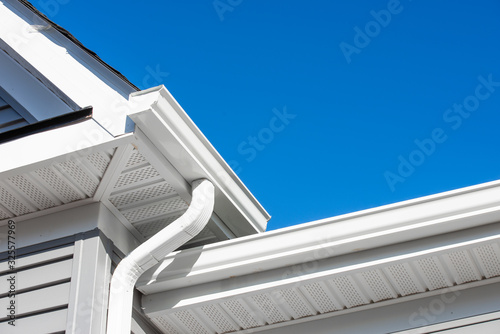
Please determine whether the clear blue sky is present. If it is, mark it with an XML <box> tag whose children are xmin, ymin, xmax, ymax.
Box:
<box><xmin>34</xmin><ymin>0</ymin><xmax>500</xmax><ymax>230</ymax></box>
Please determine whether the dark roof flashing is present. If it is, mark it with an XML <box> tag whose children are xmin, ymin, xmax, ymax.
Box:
<box><xmin>0</xmin><ymin>106</ymin><xmax>93</xmax><ymax>144</ymax></box>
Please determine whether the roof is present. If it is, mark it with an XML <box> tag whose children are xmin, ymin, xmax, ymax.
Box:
<box><xmin>0</xmin><ymin>0</ymin><xmax>269</xmax><ymax>243</ymax></box>
<box><xmin>0</xmin><ymin>88</ymin><xmax>270</xmax><ymax>246</ymax></box>
<box><xmin>17</xmin><ymin>0</ymin><xmax>139</xmax><ymax>91</ymax></box>
<box><xmin>1</xmin><ymin>2</ymin><xmax>499</xmax><ymax>333</ymax></box>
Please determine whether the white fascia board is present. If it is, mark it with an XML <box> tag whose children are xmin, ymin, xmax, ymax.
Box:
<box><xmin>137</xmin><ymin>179</ymin><xmax>500</xmax><ymax>294</ymax></box>
<box><xmin>0</xmin><ymin>0</ymin><xmax>136</xmax><ymax>135</ymax></box>
<box><xmin>141</xmin><ymin>224</ymin><xmax>500</xmax><ymax>315</ymax></box>
<box><xmin>127</xmin><ymin>86</ymin><xmax>270</xmax><ymax>235</ymax></box>
<box><xmin>0</xmin><ymin>119</ymin><xmax>133</xmax><ymax>176</ymax></box>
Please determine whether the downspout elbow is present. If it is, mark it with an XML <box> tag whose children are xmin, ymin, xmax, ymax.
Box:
<box><xmin>107</xmin><ymin>179</ymin><xmax>215</xmax><ymax>333</ymax></box>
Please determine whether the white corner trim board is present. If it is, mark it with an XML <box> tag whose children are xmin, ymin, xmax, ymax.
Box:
<box><xmin>106</xmin><ymin>179</ymin><xmax>215</xmax><ymax>334</ymax></box>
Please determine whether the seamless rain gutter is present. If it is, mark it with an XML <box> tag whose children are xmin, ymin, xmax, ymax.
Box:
<box><xmin>138</xmin><ymin>179</ymin><xmax>500</xmax><ymax>294</ymax></box>
<box><xmin>127</xmin><ymin>85</ymin><xmax>270</xmax><ymax>236</ymax></box>
<box><xmin>106</xmin><ymin>179</ymin><xmax>215</xmax><ymax>334</ymax></box>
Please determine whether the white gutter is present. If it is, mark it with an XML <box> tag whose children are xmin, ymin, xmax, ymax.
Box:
<box><xmin>127</xmin><ymin>85</ymin><xmax>270</xmax><ymax>235</ymax></box>
<box><xmin>138</xmin><ymin>179</ymin><xmax>500</xmax><ymax>294</ymax></box>
<box><xmin>106</xmin><ymin>179</ymin><xmax>215</xmax><ymax>334</ymax></box>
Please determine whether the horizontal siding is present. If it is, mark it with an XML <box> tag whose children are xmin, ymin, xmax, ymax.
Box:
<box><xmin>0</xmin><ymin>258</ymin><xmax>72</xmax><ymax>293</ymax></box>
<box><xmin>0</xmin><ymin>241</ymin><xmax>74</xmax><ymax>333</ymax></box>
<box><xmin>0</xmin><ymin>282</ymin><xmax>70</xmax><ymax>320</ymax></box>
<box><xmin>0</xmin><ymin>244</ymin><xmax>74</xmax><ymax>273</ymax></box>
<box><xmin>0</xmin><ymin>308</ymin><xmax>67</xmax><ymax>334</ymax></box>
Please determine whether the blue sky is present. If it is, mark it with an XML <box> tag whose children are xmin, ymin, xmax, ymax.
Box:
<box><xmin>35</xmin><ymin>0</ymin><xmax>500</xmax><ymax>230</ymax></box>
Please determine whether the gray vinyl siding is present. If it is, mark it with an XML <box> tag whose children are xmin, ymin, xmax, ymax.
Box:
<box><xmin>0</xmin><ymin>96</ymin><xmax>29</xmax><ymax>133</ymax></box>
<box><xmin>0</xmin><ymin>225</ymin><xmax>157</xmax><ymax>333</ymax></box>
<box><xmin>0</xmin><ymin>239</ymin><xmax>74</xmax><ymax>334</ymax></box>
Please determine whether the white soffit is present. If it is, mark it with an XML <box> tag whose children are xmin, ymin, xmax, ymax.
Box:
<box><xmin>0</xmin><ymin>119</ymin><xmax>121</xmax><ymax>221</ymax></box>
<box><xmin>138</xmin><ymin>180</ymin><xmax>500</xmax><ymax>294</ymax></box>
<box><xmin>0</xmin><ymin>2</ymin><xmax>269</xmax><ymax>235</ymax></box>
<box><xmin>128</xmin><ymin>86</ymin><xmax>270</xmax><ymax>235</ymax></box>
<box><xmin>140</xmin><ymin>223</ymin><xmax>500</xmax><ymax>334</ymax></box>
<box><xmin>136</xmin><ymin>180</ymin><xmax>500</xmax><ymax>333</ymax></box>
<box><xmin>0</xmin><ymin>115</ymin><xmax>252</xmax><ymax>247</ymax></box>
<box><xmin>0</xmin><ymin>120</ymin><xmax>118</xmax><ymax>173</ymax></box>
<box><xmin>0</xmin><ymin>145</ymin><xmax>114</xmax><ymax>220</ymax></box>
<box><xmin>99</xmin><ymin>144</ymin><xmax>227</xmax><ymax>247</ymax></box>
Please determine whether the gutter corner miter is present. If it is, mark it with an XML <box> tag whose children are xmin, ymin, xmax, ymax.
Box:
<box><xmin>106</xmin><ymin>179</ymin><xmax>215</xmax><ymax>334</ymax></box>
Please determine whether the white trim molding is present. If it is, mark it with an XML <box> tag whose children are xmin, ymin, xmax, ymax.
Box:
<box><xmin>128</xmin><ymin>85</ymin><xmax>270</xmax><ymax>235</ymax></box>
<box><xmin>138</xmin><ymin>179</ymin><xmax>500</xmax><ymax>293</ymax></box>
<box><xmin>0</xmin><ymin>0</ymin><xmax>137</xmax><ymax>135</ymax></box>
<box><xmin>137</xmin><ymin>181</ymin><xmax>500</xmax><ymax>333</ymax></box>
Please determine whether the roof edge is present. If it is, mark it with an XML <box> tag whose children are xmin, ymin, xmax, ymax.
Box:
<box><xmin>16</xmin><ymin>0</ymin><xmax>139</xmax><ymax>91</ymax></box>
<box><xmin>0</xmin><ymin>106</ymin><xmax>92</xmax><ymax>143</ymax></box>
<box><xmin>138</xmin><ymin>179</ymin><xmax>500</xmax><ymax>293</ymax></box>
<box><xmin>128</xmin><ymin>86</ymin><xmax>270</xmax><ymax>236</ymax></box>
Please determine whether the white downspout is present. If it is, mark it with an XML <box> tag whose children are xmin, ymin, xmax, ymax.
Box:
<box><xmin>106</xmin><ymin>179</ymin><xmax>215</xmax><ymax>334</ymax></box>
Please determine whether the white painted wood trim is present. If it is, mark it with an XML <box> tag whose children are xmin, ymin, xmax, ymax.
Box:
<box><xmin>66</xmin><ymin>233</ymin><xmax>113</xmax><ymax>334</ymax></box>
<box><xmin>0</xmin><ymin>0</ymin><xmax>137</xmax><ymax>135</ymax></box>
<box><xmin>0</xmin><ymin>121</ymin><xmax>133</xmax><ymax>175</ymax></box>
<box><xmin>0</xmin><ymin>203</ymin><xmax>99</xmax><ymax>248</ymax></box>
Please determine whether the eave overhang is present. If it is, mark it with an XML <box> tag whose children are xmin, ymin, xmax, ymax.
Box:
<box><xmin>139</xmin><ymin>180</ymin><xmax>500</xmax><ymax>293</ymax></box>
<box><xmin>127</xmin><ymin>86</ymin><xmax>270</xmax><ymax>235</ymax></box>
<box><xmin>0</xmin><ymin>106</ymin><xmax>93</xmax><ymax>144</ymax></box>
<box><xmin>0</xmin><ymin>86</ymin><xmax>269</xmax><ymax>248</ymax></box>
<box><xmin>1</xmin><ymin>1</ymin><xmax>269</xmax><ymax>238</ymax></box>
<box><xmin>137</xmin><ymin>181</ymin><xmax>500</xmax><ymax>333</ymax></box>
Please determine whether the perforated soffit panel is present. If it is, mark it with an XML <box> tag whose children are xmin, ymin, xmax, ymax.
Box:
<box><xmin>144</xmin><ymin>235</ymin><xmax>500</xmax><ymax>334</ymax></box>
<box><xmin>0</xmin><ymin>149</ymin><xmax>113</xmax><ymax>218</ymax></box>
<box><xmin>0</xmin><ymin>144</ymin><xmax>222</xmax><ymax>247</ymax></box>
<box><xmin>106</xmin><ymin>147</ymin><xmax>221</xmax><ymax>246</ymax></box>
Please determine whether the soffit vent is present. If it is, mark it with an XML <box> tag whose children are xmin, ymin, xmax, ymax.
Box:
<box><xmin>106</xmin><ymin>148</ymin><xmax>220</xmax><ymax>246</ymax></box>
<box><xmin>1</xmin><ymin>143</ymin><xmax>227</xmax><ymax>248</ymax></box>
<box><xmin>146</xmin><ymin>238</ymin><xmax>500</xmax><ymax>334</ymax></box>
<box><xmin>0</xmin><ymin>150</ymin><xmax>114</xmax><ymax>219</ymax></box>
